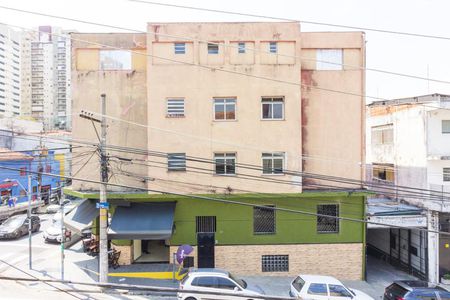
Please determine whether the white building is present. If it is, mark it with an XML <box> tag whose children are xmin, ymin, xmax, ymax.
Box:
<box><xmin>0</xmin><ymin>24</ymin><xmax>21</xmax><ymax>117</ymax></box>
<box><xmin>21</xmin><ymin>26</ymin><xmax>71</xmax><ymax>130</ymax></box>
<box><xmin>367</xmin><ymin>93</ymin><xmax>450</xmax><ymax>283</ymax></box>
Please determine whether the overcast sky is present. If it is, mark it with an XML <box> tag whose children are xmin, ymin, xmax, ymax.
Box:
<box><xmin>1</xmin><ymin>0</ymin><xmax>450</xmax><ymax>102</ymax></box>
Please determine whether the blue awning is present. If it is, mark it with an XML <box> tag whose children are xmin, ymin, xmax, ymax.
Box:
<box><xmin>108</xmin><ymin>202</ymin><xmax>176</xmax><ymax>240</ymax></box>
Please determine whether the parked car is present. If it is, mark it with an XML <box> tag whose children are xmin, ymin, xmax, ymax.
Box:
<box><xmin>290</xmin><ymin>274</ymin><xmax>373</xmax><ymax>300</ymax></box>
<box><xmin>384</xmin><ymin>281</ymin><xmax>450</xmax><ymax>300</ymax></box>
<box><xmin>43</xmin><ymin>220</ymin><xmax>71</xmax><ymax>243</ymax></box>
<box><xmin>0</xmin><ymin>214</ymin><xmax>40</xmax><ymax>239</ymax></box>
<box><xmin>178</xmin><ymin>268</ymin><xmax>265</xmax><ymax>300</ymax></box>
<box><xmin>46</xmin><ymin>199</ymin><xmax>76</xmax><ymax>214</ymax></box>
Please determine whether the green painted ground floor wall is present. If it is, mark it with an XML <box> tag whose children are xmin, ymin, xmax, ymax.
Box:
<box><xmin>67</xmin><ymin>190</ymin><xmax>366</xmax><ymax>246</ymax></box>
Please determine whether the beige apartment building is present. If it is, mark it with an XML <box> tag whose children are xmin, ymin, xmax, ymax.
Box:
<box><xmin>68</xmin><ymin>23</ymin><xmax>367</xmax><ymax>279</ymax></box>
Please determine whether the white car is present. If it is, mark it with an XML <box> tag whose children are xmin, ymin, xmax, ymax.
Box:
<box><xmin>46</xmin><ymin>199</ymin><xmax>76</xmax><ymax>214</ymax></box>
<box><xmin>178</xmin><ymin>268</ymin><xmax>265</xmax><ymax>300</ymax></box>
<box><xmin>43</xmin><ymin>220</ymin><xmax>71</xmax><ymax>243</ymax></box>
<box><xmin>290</xmin><ymin>275</ymin><xmax>373</xmax><ymax>300</ymax></box>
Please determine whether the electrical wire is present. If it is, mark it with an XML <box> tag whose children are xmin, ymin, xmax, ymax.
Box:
<box><xmin>2</xmin><ymin>4</ymin><xmax>450</xmax><ymax>87</ymax></box>
<box><xmin>0</xmin><ymin>163</ymin><xmax>446</xmax><ymax>237</ymax></box>
<box><xmin>129</xmin><ymin>0</ymin><xmax>450</xmax><ymax>41</ymax></box>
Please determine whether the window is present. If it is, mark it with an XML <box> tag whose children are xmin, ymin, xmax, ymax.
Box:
<box><xmin>238</xmin><ymin>42</ymin><xmax>246</xmax><ymax>54</ymax></box>
<box><xmin>214</xmin><ymin>153</ymin><xmax>236</xmax><ymax>175</ymax></box>
<box><xmin>308</xmin><ymin>283</ymin><xmax>328</xmax><ymax>296</ymax></box>
<box><xmin>372</xmin><ymin>164</ymin><xmax>395</xmax><ymax>183</ymax></box>
<box><xmin>262</xmin><ymin>153</ymin><xmax>284</xmax><ymax>174</ymax></box>
<box><xmin>292</xmin><ymin>276</ymin><xmax>306</xmax><ymax>292</ymax></box>
<box><xmin>444</xmin><ymin>168</ymin><xmax>450</xmax><ymax>182</ymax></box>
<box><xmin>193</xmin><ymin>276</ymin><xmax>217</xmax><ymax>288</ymax></box>
<box><xmin>217</xmin><ymin>278</ymin><xmax>237</xmax><ymax>290</ymax></box>
<box><xmin>19</xmin><ymin>167</ymin><xmax>26</xmax><ymax>176</ymax></box>
<box><xmin>214</xmin><ymin>98</ymin><xmax>236</xmax><ymax>120</ymax></box>
<box><xmin>442</xmin><ymin>120</ymin><xmax>450</xmax><ymax>133</ymax></box>
<box><xmin>253</xmin><ymin>205</ymin><xmax>275</xmax><ymax>234</ymax></box>
<box><xmin>167</xmin><ymin>153</ymin><xmax>186</xmax><ymax>171</ymax></box>
<box><xmin>208</xmin><ymin>43</ymin><xmax>219</xmax><ymax>54</ymax></box>
<box><xmin>196</xmin><ymin>216</ymin><xmax>216</xmax><ymax>233</ymax></box>
<box><xmin>99</xmin><ymin>50</ymin><xmax>131</xmax><ymax>70</ymax></box>
<box><xmin>371</xmin><ymin>125</ymin><xmax>393</xmax><ymax>145</ymax></box>
<box><xmin>261</xmin><ymin>255</ymin><xmax>288</xmax><ymax>272</ymax></box>
<box><xmin>174</xmin><ymin>43</ymin><xmax>186</xmax><ymax>54</ymax></box>
<box><xmin>269</xmin><ymin>42</ymin><xmax>277</xmax><ymax>53</ymax></box>
<box><xmin>262</xmin><ymin>97</ymin><xmax>284</xmax><ymax>120</ymax></box>
<box><xmin>329</xmin><ymin>285</ymin><xmax>352</xmax><ymax>297</ymax></box>
<box><xmin>316</xmin><ymin>49</ymin><xmax>343</xmax><ymax>70</ymax></box>
<box><xmin>317</xmin><ymin>204</ymin><xmax>339</xmax><ymax>233</ymax></box>
<box><xmin>167</xmin><ymin>99</ymin><xmax>185</xmax><ymax>117</ymax></box>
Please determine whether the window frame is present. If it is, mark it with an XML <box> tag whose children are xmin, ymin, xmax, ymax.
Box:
<box><xmin>213</xmin><ymin>98</ymin><xmax>236</xmax><ymax>121</ymax></box>
<box><xmin>253</xmin><ymin>205</ymin><xmax>276</xmax><ymax>235</ymax></box>
<box><xmin>166</xmin><ymin>98</ymin><xmax>185</xmax><ymax>117</ymax></box>
<box><xmin>19</xmin><ymin>167</ymin><xmax>27</xmax><ymax>176</ymax></box>
<box><xmin>316</xmin><ymin>49</ymin><xmax>343</xmax><ymax>71</ymax></box>
<box><xmin>262</xmin><ymin>152</ymin><xmax>285</xmax><ymax>175</ymax></box>
<box><xmin>238</xmin><ymin>42</ymin><xmax>246</xmax><ymax>54</ymax></box>
<box><xmin>443</xmin><ymin>168</ymin><xmax>450</xmax><ymax>182</ymax></box>
<box><xmin>167</xmin><ymin>153</ymin><xmax>186</xmax><ymax>172</ymax></box>
<box><xmin>207</xmin><ymin>43</ymin><xmax>219</xmax><ymax>54</ymax></box>
<box><xmin>269</xmin><ymin>42</ymin><xmax>277</xmax><ymax>54</ymax></box>
<box><xmin>442</xmin><ymin>120</ymin><xmax>450</xmax><ymax>134</ymax></box>
<box><xmin>317</xmin><ymin>204</ymin><xmax>340</xmax><ymax>234</ymax></box>
<box><xmin>214</xmin><ymin>152</ymin><xmax>236</xmax><ymax>175</ymax></box>
<box><xmin>261</xmin><ymin>97</ymin><xmax>284</xmax><ymax>120</ymax></box>
<box><xmin>174</xmin><ymin>43</ymin><xmax>186</xmax><ymax>54</ymax></box>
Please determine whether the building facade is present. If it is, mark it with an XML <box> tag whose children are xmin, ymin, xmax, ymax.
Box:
<box><xmin>0</xmin><ymin>24</ymin><xmax>21</xmax><ymax>118</ymax></box>
<box><xmin>69</xmin><ymin>22</ymin><xmax>367</xmax><ymax>279</ymax></box>
<box><xmin>21</xmin><ymin>26</ymin><xmax>72</xmax><ymax>130</ymax></box>
<box><xmin>367</xmin><ymin>93</ymin><xmax>450</xmax><ymax>282</ymax></box>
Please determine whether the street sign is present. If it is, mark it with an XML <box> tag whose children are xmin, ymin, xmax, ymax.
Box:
<box><xmin>96</xmin><ymin>202</ymin><xmax>110</xmax><ymax>209</ymax></box>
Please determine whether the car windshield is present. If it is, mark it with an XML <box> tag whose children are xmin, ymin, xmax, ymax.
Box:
<box><xmin>344</xmin><ymin>285</ymin><xmax>356</xmax><ymax>296</ymax></box>
<box><xmin>2</xmin><ymin>216</ymin><xmax>25</xmax><ymax>228</ymax></box>
<box><xmin>229</xmin><ymin>272</ymin><xmax>247</xmax><ymax>289</ymax></box>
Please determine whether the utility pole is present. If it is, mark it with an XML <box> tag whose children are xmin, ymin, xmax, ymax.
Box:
<box><xmin>60</xmin><ymin>191</ymin><xmax>64</xmax><ymax>281</ymax></box>
<box><xmin>99</xmin><ymin>94</ymin><xmax>109</xmax><ymax>283</ymax></box>
<box><xmin>27</xmin><ymin>174</ymin><xmax>32</xmax><ymax>270</ymax></box>
<box><xmin>79</xmin><ymin>94</ymin><xmax>109</xmax><ymax>283</ymax></box>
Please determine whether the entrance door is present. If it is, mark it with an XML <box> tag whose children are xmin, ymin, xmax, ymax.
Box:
<box><xmin>197</xmin><ymin>233</ymin><xmax>215</xmax><ymax>268</ymax></box>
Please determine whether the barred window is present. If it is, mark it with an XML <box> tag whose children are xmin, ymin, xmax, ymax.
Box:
<box><xmin>262</xmin><ymin>255</ymin><xmax>288</xmax><ymax>272</ymax></box>
<box><xmin>442</xmin><ymin>120</ymin><xmax>450</xmax><ymax>133</ymax></box>
<box><xmin>174</xmin><ymin>43</ymin><xmax>186</xmax><ymax>54</ymax></box>
<box><xmin>196</xmin><ymin>216</ymin><xmax>216</xmax><ymax>233</ymax></box>
<box><xmin>317</xmin><ymin>204</ymin><xmax>339</xmax><ymax>233</ymax></box>
<box><xmin>168</xmin><ymin>153</ymin><xmax>186</xmax><ymax>171</ymax></box>
<box><xmin>167</xmin><ymin>99</ymin><xmax>185</xmax><ymax>117</ymax></box>
<box><xmin>253</xmin><ymin>205</ymin><xmax>275</xmax><ymax>234</ymax></box>
<box><xmin>214</xmin><ymin>153</ymin><xmax>236</xmax><ymax>175</ymax></box>
<box><xmin>238</xmin><ymin>42</ymin><xmax>246</xmax><ymax>54</ymax></box>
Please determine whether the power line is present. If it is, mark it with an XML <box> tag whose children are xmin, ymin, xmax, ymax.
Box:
<box><xmin>0</xmin><ymin>163</ymin><xmax>446</xmax><ymax>236</ymax></box>
<box><xmin>1</xmin><ymin>5</ymin><xmax>449</xmax><ymax>86</ymax></box>
<box><xmin>129</xmin><ymin>0</ymin><xmax>450</xmax><ymax>41</ymax></box>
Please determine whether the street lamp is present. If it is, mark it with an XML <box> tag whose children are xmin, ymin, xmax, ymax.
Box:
<box><xmin>4</xmin><ymin>176</ymin><xmax>35</xmax><ymax>270</ymax></box>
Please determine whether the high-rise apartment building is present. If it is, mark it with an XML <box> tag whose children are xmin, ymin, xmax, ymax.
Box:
<box><xmin>0</xmin><ymin>24</ymin><xmax>21</xmax><ymax>117</ymax></box>
<box><xmin>21</xmin><ymin>26</ymin><xmax>71</xmax><ymax>130</ymax></box>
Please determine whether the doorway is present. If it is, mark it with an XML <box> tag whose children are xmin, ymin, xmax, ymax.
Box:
<box><xmin>197</xmin><ymin>233</ymin><xmax>215</xmax><ymax>268</ymax></box>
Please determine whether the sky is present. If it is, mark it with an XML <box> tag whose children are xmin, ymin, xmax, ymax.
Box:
<box><xmin>1</xmin><ymin>0</ymin><xmax>450</xmax><ymax>102</ymax></box>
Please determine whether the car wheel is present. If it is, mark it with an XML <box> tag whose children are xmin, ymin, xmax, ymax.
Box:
<box><xmin>185</xmin><ymin>298</ymin><xmax>197</xmax><ymax>300</ymax></box>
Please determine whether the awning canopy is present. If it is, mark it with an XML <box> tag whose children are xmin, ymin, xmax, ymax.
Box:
<box><xmin>108</xmin><ymin>202</ymin><xmax>176</xmax><ymax>240</ymax></box>
<box><xmin>0</xmin><ymin>182</ymin><xmax>17</xmax><ymax>189</ymax></box>
<box><xmin>64</xmin><ymin>199</ymin><xmax>98</xmax><ymax>233</ymax></box>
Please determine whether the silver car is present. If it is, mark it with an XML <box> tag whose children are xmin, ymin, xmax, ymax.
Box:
<box><xmin>178</xmin><ymin>268</ymin><xmax>265</xmax><ymax>300</ymax></box>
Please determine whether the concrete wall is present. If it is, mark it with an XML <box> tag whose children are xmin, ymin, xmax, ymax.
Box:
<box><xmin>147</xmin><ymin>22</ymin><xmax>302</xmax><ymax>194</ymax></box>
<box><xmin>301</xmin><ymin>32</ymin><xmax>365</xmax><ymax>189</ymax></box>
<box><xmin>71</xmin><ymin>33</ymin><xmax>148</xmax><ymax>192</ymax></box>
